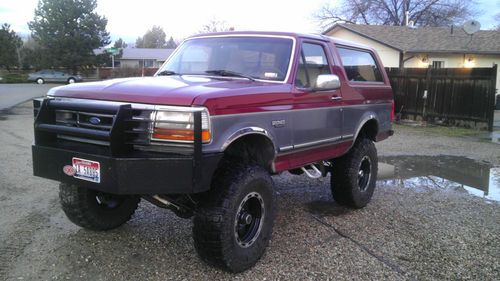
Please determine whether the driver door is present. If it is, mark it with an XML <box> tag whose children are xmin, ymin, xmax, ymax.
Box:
<box><xmin>291</xmin><ymin>41</ymin><xmax>343</xmax><ymax>151</ymax></box>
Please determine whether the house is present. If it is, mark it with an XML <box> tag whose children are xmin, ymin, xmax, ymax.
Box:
<box><xmin>117</xmin><ymin>48</ymin><xmax>175</xmax><ymax>68</ymax></box>
<box><xmin>323</xmin><ymin>24</ymin><xmax>500</xmax><ymax>92</ymax></box>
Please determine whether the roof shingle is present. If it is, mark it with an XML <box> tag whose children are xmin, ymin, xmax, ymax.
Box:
<box><xmin>324</xmin><ymin>24</ymin><xmax>500</xmax><ymax>54</ymax></box>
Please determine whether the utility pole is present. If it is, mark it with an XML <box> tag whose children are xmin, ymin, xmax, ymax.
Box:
<box><xmin>404</xmin><ymin>0</ymin><xmax>408</xmax><ymax>26</ymax></box>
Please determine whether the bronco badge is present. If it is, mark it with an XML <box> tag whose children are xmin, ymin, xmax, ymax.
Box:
<box><xmin>272</xmin><ymin>119</ymin><xmax>286</xmax><ymax>128</ymax></box>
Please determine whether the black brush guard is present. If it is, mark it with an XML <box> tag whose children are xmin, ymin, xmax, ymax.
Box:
<box><xmin>32</xmin><ymin>98</ymin><xmax>222</xmax><ymax>194</ymax></box>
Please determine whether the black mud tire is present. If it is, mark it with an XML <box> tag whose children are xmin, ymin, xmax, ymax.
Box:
<box><xmin>331</xmin><ymin>138</ymin><xmax>378</xmax><ymax>208</ymax></box>
<box><xmin>193</xmin><ymin>164</ymin><xmax>276</xmax><ymax>273</ymax></box>
<box><xmin>59</xmin><ymin>183</ymin><xmax>140</xmax><ymax>230</ymax></box>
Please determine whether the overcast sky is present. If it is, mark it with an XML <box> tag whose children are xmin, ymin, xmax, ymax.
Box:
<box><xmin>1</xmin><ymin>0</ymin><xmax>498</xmax><ymax>46</ymax></box>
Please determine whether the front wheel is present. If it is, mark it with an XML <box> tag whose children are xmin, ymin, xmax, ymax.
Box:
<box><xmin>36</xmin><ymin>78</ymin><xmax>44</xmax><ymax>84</ymax></box>
<box><xmin>59</xmin><ymin>183</ymin><xmax>140</xmax><ymax>230</ymax></box>
<box><xmin>193</xmin><ymin>164</ymin><xmax>276</xmax><ymax>272</ymax></box>
<box><xmin>67</xmin><ymin>77</ymin><xmax>76</xmax><ymax>84</ymax></box>
<box><xmin>331</xmin><ymin>138</ymin><xmax>378</xmax><ymax>208</ymax></box>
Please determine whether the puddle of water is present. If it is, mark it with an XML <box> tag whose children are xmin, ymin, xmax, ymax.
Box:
<box><xmin>379</xmin><ymin>155</ymin><xmax>500</xmax><ymax>202</ymax></box>
<box><xmin>491</xmin><ymin>131</ymin><xmax>500</xmax><ymax>144</ymax></box>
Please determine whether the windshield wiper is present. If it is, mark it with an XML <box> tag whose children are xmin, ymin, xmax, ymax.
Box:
<box><xmin>156</xmin><ymin>70</ymin><xmax>180</xmax><ymax>76</ymax></box>
<box><xmin>205</xmin><ymin>70</ymin><xmax>255</xmax><ymax>81</ymax></box>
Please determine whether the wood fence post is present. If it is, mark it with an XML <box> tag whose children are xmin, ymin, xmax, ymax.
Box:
<box><xmin>422</xmin><ymin>65</ymin><xmax>432</xmax><ymax>121</ymax></box>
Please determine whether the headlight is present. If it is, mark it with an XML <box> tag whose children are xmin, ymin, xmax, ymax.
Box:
<box><xmin>151</xmin><ymin>107</ymin><xmax>211</xmax><ymax>143</ymax></box>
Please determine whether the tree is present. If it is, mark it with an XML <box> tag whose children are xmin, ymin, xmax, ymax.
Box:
<box><xmin>19</xmin><ymin>36</ymin><xmax>47</xmax><ymax>70</ymax></box>
<box><xmin>0</xmin><ymin>24</ymin><xmax>22</xmax><ymax>71</ymax></box>
<box><xmin>199</xmin><ymin>19</ymin><xmax>234</xmax><ymax>33</ymax></box>
<box><xmin>28</xmin><ymin>0</ymin><xmax>110</xmax><ymax>73</ymax></box>
<box><xmin>136</xmin><ymin>26</ymin><xmax>167</xmax><ymax>48</ymax></box>
<box><xmin>494</xmin><ymin>12</ymin><xmax>500</xmax><ymax>30</ymax></box>
<box><xmin>165</xmin><ymin>36</ymin><xmax>178</xmax><ymax>49</ymax></box>
<box><xmin>113</xmin><ymin>38</ymin><xmax>128</xmax><ymax>49</ymax></box>
<box><xmin>314</xmin><ymin>0</ymin><xmax>476</xmax><ymax>28</ymax></box>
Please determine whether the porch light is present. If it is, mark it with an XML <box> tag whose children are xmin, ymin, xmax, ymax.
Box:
<box><xmin>464</xmin><ymin>56</ymin><xmax>475</xmax><ymax>68</ymax></box>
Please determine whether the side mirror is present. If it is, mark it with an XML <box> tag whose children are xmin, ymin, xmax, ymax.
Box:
<box><xmin>314</xmin><ymin>74</ymin><xmax>341</xmax><ymax>91</ymax></box>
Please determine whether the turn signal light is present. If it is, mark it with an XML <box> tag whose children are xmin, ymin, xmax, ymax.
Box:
<box><xmin>152</xmin><ymin>128</ymin><xmax>211</xmax><ymax>142</ymax></box>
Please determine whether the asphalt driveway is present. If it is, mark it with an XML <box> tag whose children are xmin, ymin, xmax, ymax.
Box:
<box><xmin>0</xmin><ymin>84</ymin><xmax>58</xmax><ymax>110</ymax></box>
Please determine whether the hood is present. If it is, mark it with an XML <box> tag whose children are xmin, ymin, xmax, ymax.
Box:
<box><xmin>49</xmin><ymin>76</ymin><xmax>284</xmax><ymax>106</ymax></box>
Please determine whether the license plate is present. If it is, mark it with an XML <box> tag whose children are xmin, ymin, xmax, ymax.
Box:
<box><xmin>72</xmin><ymin>157</ymin><xmax>101</xmax><ymax>183</ymax></box>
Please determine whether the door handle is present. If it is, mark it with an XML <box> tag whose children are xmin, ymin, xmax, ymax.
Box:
<box><xmin>331</xmin><ymin>96</ymin><xmax>342</xmax><ymax>101</ymax></box>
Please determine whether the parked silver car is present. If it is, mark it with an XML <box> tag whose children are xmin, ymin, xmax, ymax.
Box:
<box><xmin>28</xmin><ymin>70</ymin><xmax>83</xmax><ymax>84</ymax></box>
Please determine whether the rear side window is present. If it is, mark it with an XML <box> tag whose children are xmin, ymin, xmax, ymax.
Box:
<box><xmin>337</xmin><ymin>47</ymin><xmax>383</xmax><ymax>82</ymax></box>
<box><xmin>295</xmin><ymin>43</ymin><xmax>332</xmax><ymax>88</ymax></box>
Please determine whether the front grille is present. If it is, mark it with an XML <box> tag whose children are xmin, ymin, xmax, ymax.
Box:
<box><xmin>33</xmin><ymin>98</ymin><xmax>201</xmax><ymax>157</ymax></box>
<box><xmin>52</xmin><ymin>108</ymin><xmax>153</xmax><ymax>146</ymax></box>
<box><xmin>56</xmin><ymin>110</ymin><xmax>114</xmax><ymax>130</ymax></box>
<box><xmin>33</xmin><ymin>98</ymin><xmax>154</xmax><ymax>153</ymax></box>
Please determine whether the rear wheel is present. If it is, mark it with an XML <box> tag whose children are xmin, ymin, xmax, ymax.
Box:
<box><xmin>331</xmin><ymin>138</ymin><xmax>378</xmax><ymax>208</ymax></box>
<box><xmin>36</xmin><ymin>78</ymin><xmax>44</xmax><ymax>84</ymax></box>
<box><xmin>193</xmin><ymin>164</ymin><xmax>275</xmax><ymax>272</ymax></box>
<box><xmin>59</xmin><ymin>183</ymin><xmax>140</xmax><ymax>230</ymax></box>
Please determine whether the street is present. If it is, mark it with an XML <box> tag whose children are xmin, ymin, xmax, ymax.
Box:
<box><xmin>0</xmin><ymin>85</ymin><xmax>498</xmax><ymax>280</ymax></box>
<box><xmin>0</xmin><ymin>83</ymin><xmax>57</xmax><ymax>111</ymax></box>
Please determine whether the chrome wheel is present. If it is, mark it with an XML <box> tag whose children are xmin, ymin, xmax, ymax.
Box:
<box><xmin>95</xmin><ymin>192</ymin><xmax>123</xmax><ymax>209</ymax></box>
<box><xmin>234</xmin><ymin>191</ymin><xmax>265</xmax><ymax>248</ymax></box>
<box><xmin>358</xmin><ymin>155</ymin><xmax>372</xmax><ymax>191</ymax></box>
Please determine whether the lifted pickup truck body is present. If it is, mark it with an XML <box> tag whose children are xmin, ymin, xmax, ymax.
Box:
<box><xmin>32</xmin><ymin>31</ymin><xmax>393</xmax><ymax>272</ymax></box>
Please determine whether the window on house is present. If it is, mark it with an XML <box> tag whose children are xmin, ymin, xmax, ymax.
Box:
<box><xmin>143</xmin><ymin>60</ymin><xmax>155</xmax><ymax>68</ymax></box>
<box><xmin>337</xmin><ymin>47</ymin><xmax>383</xmax><ymax>82</ymax></box>
<box><xmin>295</xmin><ymin>43</ymin><xmax>332</xmax><ymax>88</ymax></box>
<box><xmin>432</xmin><ymin>61</ymin><xmax>444</xmax><ymax>69</ymax></box>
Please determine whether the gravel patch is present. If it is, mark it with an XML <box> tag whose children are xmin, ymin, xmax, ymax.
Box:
<box><xmin>0</xmin><ymin>102</ymin><xmax>498</xmax><ymax>280</ymax></box>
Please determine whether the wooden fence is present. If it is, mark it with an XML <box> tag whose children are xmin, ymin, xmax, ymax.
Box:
<box><xmin>386</xmin><ymin>65</ymin><xmax>497</xmax><ymax>130</ymax></box>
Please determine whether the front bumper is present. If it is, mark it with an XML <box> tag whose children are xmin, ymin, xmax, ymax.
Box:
<box><xmin>32</xmin><ymin>98</ymin><xmax>222</xmax><ymax>195</ymax></box>
<box><xmin>33</xmin><ymin>145</ymin><xmax>222</xmax><ymax>194</ymax></box>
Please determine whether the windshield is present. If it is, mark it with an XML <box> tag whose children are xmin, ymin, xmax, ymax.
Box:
<box><xmin>157</xmin><ymin>36</ymin><xmax>294</xmax><ymax>82</ymax></box>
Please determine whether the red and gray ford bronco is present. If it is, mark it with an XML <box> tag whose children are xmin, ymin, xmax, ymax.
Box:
<box><xmin>32</xmin><ymin>32</ymin><xmax>393</xmax><ymax>272</ymax></box>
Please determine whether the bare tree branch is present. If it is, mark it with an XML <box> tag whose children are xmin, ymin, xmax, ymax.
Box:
<box><xmin>313</xmin><ymin>0</ymin><xmax>477</xmax><ymax>29</ymax></box>
<box><xmin>199</xmin><ymin>19</ymin><xmax>233</xmax><ymax>34</ymax></box>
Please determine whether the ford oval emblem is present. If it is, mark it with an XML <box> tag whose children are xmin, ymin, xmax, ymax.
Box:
<box><xmin>88</xmin><ymin>116</ymin><xmax>101</xmax><ymax>125</ymax></box>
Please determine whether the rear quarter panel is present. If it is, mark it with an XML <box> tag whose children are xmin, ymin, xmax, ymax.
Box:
<box><xmin>329</xmin><ymin>42</ymin><xmax>393</xmax><ymax>141</ymax></box>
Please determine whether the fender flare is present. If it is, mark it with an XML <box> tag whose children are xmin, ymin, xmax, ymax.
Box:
<box><xmin>220</xmin><ymin>126</ymin><xmax>277</xmax><ymax>154</ymax></box>
<box><xmin>352</xmin><ymin>113</ymin><xmax>379</xmax><ymax>143</ymax></box>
